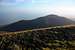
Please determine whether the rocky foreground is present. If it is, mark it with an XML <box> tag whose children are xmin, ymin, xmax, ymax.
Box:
<box><xmin>0</xmin><ymin>25</ymin><xmax>75</xmax><ymax>50</ymax></box>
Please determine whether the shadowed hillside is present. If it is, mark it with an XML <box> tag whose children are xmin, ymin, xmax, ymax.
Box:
<box><xmin>0</xmin><ymin>14</ymin><xmax>75</xmax><ymax>32</ymax></box>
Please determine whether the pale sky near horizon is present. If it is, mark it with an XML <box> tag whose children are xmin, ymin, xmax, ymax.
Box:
<box><xmin>0</xmin><ymin>0</ymin><xmax>75</xmax><ymax>25</ymax></box>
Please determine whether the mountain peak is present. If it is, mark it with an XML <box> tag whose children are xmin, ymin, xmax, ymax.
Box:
<box><xmin>0</xmin><ymin>14</ymin><xmax>75</xmax><ymax>32</ymax></box>
<box><xmin>48</xmin><ymin>14</ymin><xmax>58</xmax><ymax>16</ymax></box>
<box><xmin>45</xmin><ymin>14</ymin><xmax>60</xmax><ymax>18</ymax></box>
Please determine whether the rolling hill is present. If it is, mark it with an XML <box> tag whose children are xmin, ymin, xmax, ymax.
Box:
<box><xmin>0</xmin><ymin>14</ymin><xmax>75</xmax><ymax>32</ymax></box>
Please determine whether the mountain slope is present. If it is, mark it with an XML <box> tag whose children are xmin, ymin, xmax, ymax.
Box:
<box><xmin>0</xmin><ymin>14</ymin><xmax>75</xmax><ymax>32</ymax></box>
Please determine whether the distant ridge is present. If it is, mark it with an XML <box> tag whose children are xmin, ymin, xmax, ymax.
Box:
<box><xmin>0</xmin><ymin>14</ymin><xmax>75</xmax><ymax>32</ymax></box>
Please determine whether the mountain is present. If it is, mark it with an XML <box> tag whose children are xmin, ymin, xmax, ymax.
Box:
<box><xmin>70</xmin><ymin>18</ymin><xmax>75</xmax><ymax>21</ymax></box>
<box><xmin>0</xmin><ymin>14</ymin><xmax>75</xmax><ymax>32</ymax></box>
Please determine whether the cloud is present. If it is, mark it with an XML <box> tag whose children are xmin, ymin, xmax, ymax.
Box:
<box><xmin>32</xmin><ymin>0</ymin><xmax>49</xmax><ymax>3</ymax></box>
<box><xmin>0</xmin><ymin>0</ymin><xmax>32</xmax><ymax>3</ymax></box>
<box><xmin>0</xmin><ymin>0</ymin><xmax>15</xmax><ymax>3</ymax></box>
<box><xmin>16</xmin><ymin>0</ymin><xmax>25</xmax><ymax>2</ymax></box>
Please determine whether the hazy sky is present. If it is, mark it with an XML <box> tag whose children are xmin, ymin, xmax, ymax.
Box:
<box><xmin>0</xmin><ymin>0</ymin><xmax>75</xmax><ymax>25</ymax></box>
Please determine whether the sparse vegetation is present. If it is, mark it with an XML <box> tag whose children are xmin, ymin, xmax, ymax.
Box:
<box><xmin>0</xmin><ymin>26</ymin><xmax>75</xmax><ymax>50</ymax></box>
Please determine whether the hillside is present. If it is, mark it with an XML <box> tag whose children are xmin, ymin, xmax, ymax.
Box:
<box><xmin>0</xmin><ymin>25</ymin><xmax>75</xmax><ymax>50</ymax></box>
<box><xmin>0</xmin><ymin>14</ymin><xmax>75</xmax><ymax>32</ymax></box>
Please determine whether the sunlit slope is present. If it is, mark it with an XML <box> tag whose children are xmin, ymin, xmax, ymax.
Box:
<box><xmin>0</xmin><ymin>25</ymin><xmax>75</xmax><ymax>50</ymax></box>
<box><xmin>0</xmin><ymin>24</ymin><xmax>75</xmax><ymax>35</ymax></box>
